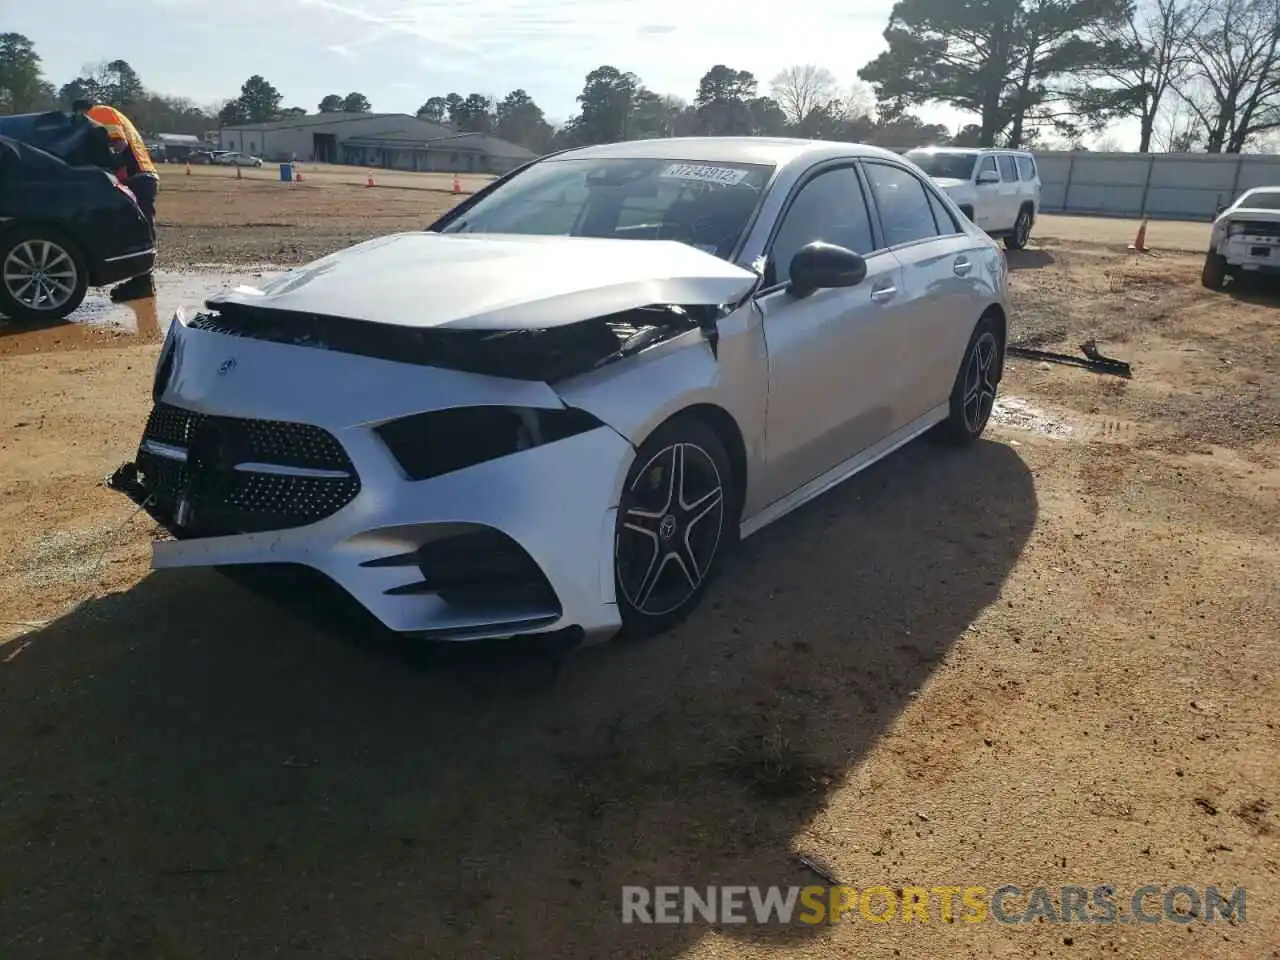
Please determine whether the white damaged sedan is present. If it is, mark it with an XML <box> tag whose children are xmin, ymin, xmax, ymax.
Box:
<box><xmin>110</xmin><ymin>137</ymin><xmax>1011</xmax><ymax>646</ymax></box>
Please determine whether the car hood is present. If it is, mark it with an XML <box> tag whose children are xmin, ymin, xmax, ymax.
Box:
<box><xmin>207</xmin><ymin>232</ymin><xmax>760</xmax><ymax>330</ymax></box>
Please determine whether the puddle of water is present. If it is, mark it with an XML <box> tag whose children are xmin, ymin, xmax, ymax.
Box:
<box><xmin>0</xmin><ymin>267</ymin><xmax>287</xmax><ymax>355</ymax></box>
<box><xmin>72</xmin><ymin>267</ymin><xmax>287</xmax><ymax>338</ymax></box>
<box><xmin>991</xmin><ymin>396</ymin><xmax>1074</xmax><ymax>439</ymax></box>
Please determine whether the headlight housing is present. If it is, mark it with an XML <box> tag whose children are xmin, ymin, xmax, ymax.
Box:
<box><xmin>375</xmin><ymin>405</ymin><xmax>606</xmax><ymax>482</ymax></box>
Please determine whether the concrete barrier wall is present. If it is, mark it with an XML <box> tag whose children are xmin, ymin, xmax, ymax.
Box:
<box><xmin>1033</xmin><ymin>151</ymin><xmax>1280</xmax><ymax>221</ymax></box>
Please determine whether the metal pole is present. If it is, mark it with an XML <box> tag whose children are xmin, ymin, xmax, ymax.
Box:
<box><xmin>1139</xmin><ymin>153</ymin><xmax>1155</xmax><ymax>217</ymax></box>
<box><xmin>1061</xmin><ymin>151</ymin><xmax>1077</xmax><ymax>214</ymax></box>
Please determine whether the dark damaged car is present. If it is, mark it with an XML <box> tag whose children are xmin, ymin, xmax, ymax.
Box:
<box><xmin>0</xmin><ymin>111</ymin><xmax>155</xmax><ymax>321</ymax></box>
<box><xmin>110</xmin><ymin>137</ymin><xmax>1010</xmax><ymax>646</ymax></box>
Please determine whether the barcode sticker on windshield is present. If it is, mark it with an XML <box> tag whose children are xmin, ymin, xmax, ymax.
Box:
<box><xmin>659</xmin><ymin>163</ymin><xmax>748</xmax><ymax>186</ymax></box>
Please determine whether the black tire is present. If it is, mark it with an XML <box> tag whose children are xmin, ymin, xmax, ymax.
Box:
<box><xmin>1201</xmin><ymin>250</ymin><xmax>1227</xmax><ymax>290</ymax></box>
<box><xmin>614</xmin><ymin>415</ymin><xmax>737</xmax><ymax>639</ymax></box>
<box><xmin>937</xmin><ymin>316</ymin><xmax>1003</xmax><ymax>446</ymax></box>
<box><xmin>1005</xmin><ymin>206</ymin><xmax>1033</xmax><ymax>250</ymax></box>
<box><xmin>0</xmin><ymin>225</ymin><xmax>89</xmax><ymax>323</ymax></box>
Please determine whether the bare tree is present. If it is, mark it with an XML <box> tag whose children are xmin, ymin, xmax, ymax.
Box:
<box><xmin>1077</xmin><ymin>0</ymin><xmax>1206</xmax><ymax>151</ymax></box>
<box><xmin>1152</xmin><ymin>92</ymin><xmax>1203</xmax><ymax>150</ymax></box>
<box><xmin>1179</xmin><ymin>0</ymin><xmax>1280</xmax><ymax>152</ymax></box>
<box><xmin>769</xmin><ymin>64</ymin><xmax>838</xmax><ymax>125</ymax></box>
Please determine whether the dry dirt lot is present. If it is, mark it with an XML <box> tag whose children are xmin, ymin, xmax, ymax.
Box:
<box><xmin>0</xmin><ymin>175</ymin><xmax>1277</xmax><ymax>959</ymax></box>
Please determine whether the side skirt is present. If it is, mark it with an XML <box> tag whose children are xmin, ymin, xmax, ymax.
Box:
<box><xmin>739</xmin><ymin>403</ymin><xmax>950</xmax><ymax>540</ymax></box>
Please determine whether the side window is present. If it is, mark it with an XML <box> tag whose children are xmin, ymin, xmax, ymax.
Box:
<box><xmin>976</xmin><ymin>155</ymin><xmax>998</xmax><ymax>180</ymax></box>
<box><xmin>863</xmin><ymin>162</ymin><xmax>942</xmax><ymax>248</ymax></box>
<box><xmin>924</xmin><ymin>188</ymin><xmax>960</xmax><ymax>235</ymax></box>
<box><xmin>1016</xmin><ymin>155</ymin><xmax>1037</xmax><ymax>181</ymax></box>
<box><xmin>768</xmin><ymin>167</ymin><xmax>875</xmax><ymax>286</ymax></box>
<box><xmin>997</xmin><ymin>154</ymin><xmax>1017</xmax><ymax>182</ymax></box>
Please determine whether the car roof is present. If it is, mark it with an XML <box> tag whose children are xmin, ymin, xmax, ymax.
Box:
<box><xmin>548</xmin><ymin>136</ymin><xmax>909</xmax><ymax>169</ymax></box>
<box><xmin>906</xmin><ymin>146</ymin><xmax>1032</xmax><ymax>155</ymax></box>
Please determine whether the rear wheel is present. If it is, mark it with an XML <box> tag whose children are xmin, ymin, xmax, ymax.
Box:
<box><xmin>614</xmin><ymin>416</ymin><xmax>736</xmax><ymax>639</ymax></box>
<box><xmin>1005</xmin><ymin>206</ymin><xmax>1033</xmax><ymax>250</ymax></box>
<box><xmin>0</xmin><ymin>226</ymin><xmax>88</xmax><ymax>322</ymax></box>
<box><xmin>1201</xmin><ymin>250</ymin><xmax>1227</xmax><ymax>290</ymax></box>
<box><xmin>937</xmin><ymin>316</ymin><xmax>1002</xmax><ymax>446</ymax></box>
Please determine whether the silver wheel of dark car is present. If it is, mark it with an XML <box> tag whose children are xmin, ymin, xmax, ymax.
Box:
<box><xmin>0</xmin><ymin>228</ymin><xmax>89</xmax><ymax>323</ymax></box>
<box><xmin>615</xmin><ymin>417</ymin><xmax>735</xmax><ymax>637</ymax></box>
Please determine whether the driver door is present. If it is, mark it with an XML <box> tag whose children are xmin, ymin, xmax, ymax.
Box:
<box><xmin>753</xmin><ymin>163</ymin><xmax>907</xmax><ymax>509</ymax></box>
<box><xmin>973</xmin><ymin>155</ymin><xmax>1000</xmax><ymax>232</ymax></box>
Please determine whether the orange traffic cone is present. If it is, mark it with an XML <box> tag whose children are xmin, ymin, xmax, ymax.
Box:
<box><xmin>294</xmin><ymin>165</ymin><xmax>303</xmax><ymax>183</ymax></box>
<box><xmin>367</xmin><ymin>170</ymin><xmax>376</xmax><ymax>188</ymax></box>
<box><xmin>452</xmin><ymin>174</ymin><xmax>461</xmax><ymax>195</ymax></box>
<box><xmin>1128</xmin><ymin>218</ymin><xmax>1149</xmax><ymax>252</ymax></box>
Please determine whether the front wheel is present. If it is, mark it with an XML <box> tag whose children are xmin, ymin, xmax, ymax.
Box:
<box><xmin>1005</xmin><ymin>207</ymin><xmax>1033</xmax><ymax>250</ymax></box>
<box><xmin>0</xmin><ymin>226</ymin><xmax>89</xmax><ymax>323</ymax></box>
<box><xmin>614</xmin><ymin>416</ymin><xmax>736</xmax><ymax>639</ymax></box>
<box><xmin>936</xmin><ymin>317</ymin><xmax>1002</xmax><ymax>446</ymax></box>
<box><xmin>1201</xmin><ymin>250</ymin><xmax>1227</xmax><ymax>290</ymax></box>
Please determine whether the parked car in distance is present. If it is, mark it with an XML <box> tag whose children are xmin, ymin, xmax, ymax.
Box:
<box><xmin>110</xmin><ymin>136</ymin><xmax>1010</xmax><ymax>649</ymax></box>
<box><xmin>0</xmin><ymin>135</ymin><xmax>155</xmax><ymax>322</ymax></box>
<box><xmin>215</xmin><ymin>151</ymin><xmax>263</xmax><ymax>168</ymax></box>
<box><xmin>904</xmin><ymin>147</ymin><xmax>1041</xmax><ymax>250</ymax></box>
<box><xmin>1202</xmin><ymin>186</ymin><xmax>1280</xmax><ymax>289</ymax></box>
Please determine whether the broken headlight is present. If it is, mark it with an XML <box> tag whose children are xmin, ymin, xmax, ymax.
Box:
<box><xmin>375</xmin><ymin>405</ymin><xmax>607</xmax><ymax>482</ymax></box>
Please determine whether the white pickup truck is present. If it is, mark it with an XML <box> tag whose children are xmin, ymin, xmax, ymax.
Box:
<box><xmin>904</xmin><ymin>147</ymin><xmax>1042</xmax><ymax>250</ymax></box>
<box><xmin>1202</xmin><ymin>186</ymin><xmax>1280</xmax><ymax>289</ymax></box>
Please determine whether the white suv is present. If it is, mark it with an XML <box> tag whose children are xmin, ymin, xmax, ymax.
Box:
<box><xmin>904</xmin><ymin>147</ymin><xmax>1041</xmax><ymax>250</ymax></box>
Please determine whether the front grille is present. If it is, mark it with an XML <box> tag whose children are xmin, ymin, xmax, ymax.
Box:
<box><xmin>135</xmin><ymin>403</ymin><xmax>361</xmax><ymax>537</ymax></box>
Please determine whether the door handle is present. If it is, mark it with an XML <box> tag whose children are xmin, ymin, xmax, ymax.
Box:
<box><xmin>953</xmin><ymin>257</ymin><xmax>972</xmax><ymax>277</ymax></box>
<box><xmin>869</xmin><ymin>283</ymin><xmax>897</xmax><ymax>303</ymax></box>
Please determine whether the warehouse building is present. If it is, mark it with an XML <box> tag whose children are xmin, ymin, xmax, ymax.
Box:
<box><xmin>218</xmin><ymin>112</ymin><xmax>536</xmax><ymax>173</ymax></box>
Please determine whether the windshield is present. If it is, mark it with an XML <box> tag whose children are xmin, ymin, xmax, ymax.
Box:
<box><xmin>1238</xmin><ymin>189</ymin><xmax>1280</xmax><ymax>211</ymax></box>
<box><xmin>905</xmin><ymin>151</ymin><xmax>978</xmax><ymax>180</ymax></box>
<box><xmin>438</xmin><ymin>157</ymin><xmax>775</xmax><ymax>260</ymax></box>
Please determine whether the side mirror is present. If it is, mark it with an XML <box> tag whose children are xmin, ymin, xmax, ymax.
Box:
<box><xmin>787</xmin><ymin>241</ymin><xmax>867</xmax><ymax>299</ymax></box>
<box><xmin>976</xmin><ymin>170</ymin><xmax>1000</xmax><ymax>185</ymax></box>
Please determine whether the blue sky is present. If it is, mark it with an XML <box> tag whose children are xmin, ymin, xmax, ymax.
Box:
<box><xmin>14</xmin><ymin>0</ymin><xmax>974</xmax><ymax>129</ymax></box>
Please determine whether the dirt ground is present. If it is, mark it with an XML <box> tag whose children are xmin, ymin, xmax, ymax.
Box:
<box><xmin>0</xmin><ymin>176</ymin><xmax>1277</xmax><ymax>959</ymax></box>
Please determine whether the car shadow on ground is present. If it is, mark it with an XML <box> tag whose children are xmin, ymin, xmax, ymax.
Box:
<box><xmin>1225</xmin><ymin>276</ymin><xmax>1280</xmax><ymax>308</ymax></box>
<box><xmin>1004</xmin><ymin>247</ymin><xmax>1055</xmax><ymax>271</ymax></box>
<box><xmin>0</xmin><ymin>438</ymin><xmax>1037</xmax><ymax>958</ymax></box>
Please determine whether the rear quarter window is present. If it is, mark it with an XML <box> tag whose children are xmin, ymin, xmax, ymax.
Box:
<box><xmin>1016</xmin><ymin>156</ymin><xmax>1037</xmax><ymax>181</ymax></box>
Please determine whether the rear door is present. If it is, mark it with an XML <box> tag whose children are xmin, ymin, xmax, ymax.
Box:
<box><xmin>973</xmin><ymin>154</ymin><xmax>1001</xmax><ymax>232</ymax></box>
<box><xmin>861</xmin><ymin>159</ymin><xmax>980</xmax><ymax>424</ymax></box>
<box><xmin>753</xmin><ymin>162</ymin><xmax>908</xmax><ymax>507</ymax></box>
<box><xmin>996</xmin><ymin>153</ymin><xmax>1022</xmax><ymax>230</ymax></box>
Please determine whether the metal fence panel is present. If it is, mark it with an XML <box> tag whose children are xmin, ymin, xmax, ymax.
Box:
<box><xmin>1033</xmin><ymin>151</ymin><xmax>1280</xmax><ymax>221</ymax></box>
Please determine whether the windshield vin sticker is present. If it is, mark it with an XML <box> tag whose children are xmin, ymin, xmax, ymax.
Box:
<box><xmin>659</xmin><ymin>163</ymin><xmax>749</xmax><ymax>186</ymax></box>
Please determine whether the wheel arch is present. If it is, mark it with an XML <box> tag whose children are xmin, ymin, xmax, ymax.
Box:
<box><xmin>637</xmin><ymin>402</ymin><xmax>749</xmax><ymax>522</ymax></box>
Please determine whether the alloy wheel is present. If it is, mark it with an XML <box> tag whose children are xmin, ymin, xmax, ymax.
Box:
<box><xmin>3</xmin><ymin>239</ymin><xmax>78</xmax><ymax>313</ymax></box>
<box><xmin>617</xmin><ymin>442</ymin><xmax>726</xmax><ymax>617</ymax></box>
<box><xmin>962</xmin><ymin>331</ymin><xmax>1000</xmax><ymax>434</ymax></box>
<box><xmin>1015</xmin><ymin>212</ymin><xmax>1030</xmax><ymax>246</ymax></box>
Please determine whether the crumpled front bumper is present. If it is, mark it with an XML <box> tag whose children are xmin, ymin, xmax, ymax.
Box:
<box><xmin>109</xmin><ymin>313</ymin><xmax>638</xmax><ymax>644</ymax></box>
